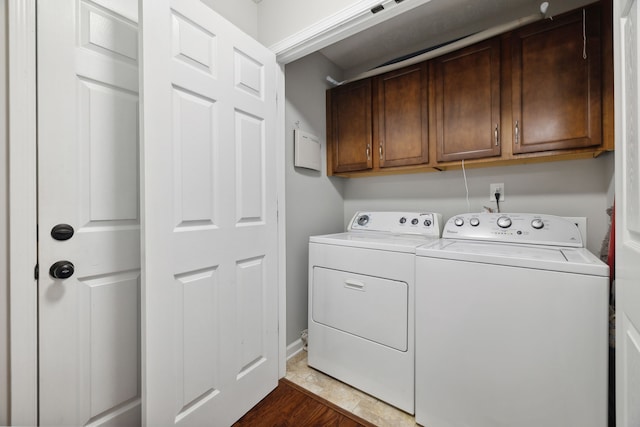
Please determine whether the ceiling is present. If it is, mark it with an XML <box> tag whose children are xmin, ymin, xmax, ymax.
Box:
<box><xmin>319</xmin><ymin>0</ymin><xmax>594</xmax><ymax>76</ymax></box>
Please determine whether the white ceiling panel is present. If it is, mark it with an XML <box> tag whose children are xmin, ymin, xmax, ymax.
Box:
<box><xmin>319</xmin><ymin>0</ymin><xmax>596</xmax><ymax>76</ymax></box>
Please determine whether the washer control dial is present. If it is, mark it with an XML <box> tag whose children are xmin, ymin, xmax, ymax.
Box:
<box><xmin>411</xmin><ymin>218</ymin><xmax>419</xmax><ymax>225</ymax></box>
<box><xmin>531</xmin><ymin>218</ymin><xmax>544</xmax><ymax>230</ymax></box>
<box><xmin>497</xmin><ymin>216</ymin><xmax>512</xmax><ymax>228</ymax></box>
<box><xmin>399</xmin><ymin>217</ymin><xmax>407</xmax><ymax>224</ymax></box>
<box><xmin>469</xmin><ymin>218</ymin><xmax>480</xmax><ymax>227</ymax></box>
<box><xmin>424</xmin><ymin>219</ymin><xmax>432</xmax><ymax>227</ymax></box>
<box><xmin>454</xmin><ymin>217</ymin><xmax>464</xmax><ymax>227</ymax></box>
<box><xmin>357</xmin><ymin>214</ymin><xmax>370</xmax><ymax>226</ymax></box>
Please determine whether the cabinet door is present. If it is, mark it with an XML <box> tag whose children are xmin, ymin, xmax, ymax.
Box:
<box><xmin>434</xmin><ymin>38</ymin><xmax>501</xmax><ymax>162</ymax></box>
<box><xmin>511</xmin><ymin>5</ymin><xmax>601</xmax><ymax>154</ymax></box>
<box><xmin>376</xmin><ymin>63</ymin><xmax>429</xmax><ymax>167</ymax></box>
<box><xmin>327</xmin><ymin>80</ymin><xmax>372</xmax><ymax>173</ymax></box>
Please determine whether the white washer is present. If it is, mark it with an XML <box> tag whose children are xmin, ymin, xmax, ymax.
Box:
<box><xmin>308</xmin><ymin>211</ymin><xmax>443</xmax><ymax>414</ymax></box>
<box><xmin>415</xmin><ymin>213</ymin><xmax>609</xmax><ymax>427</ymax></box>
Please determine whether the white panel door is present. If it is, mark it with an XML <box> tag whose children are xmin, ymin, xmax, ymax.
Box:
<box><xmin>140</xmin><ymin>1</ymin><xmax>279</xmax><ymax>426</ymax></box>
<box><xmin>37</xmin><ymin>1</ymin><xmax>141</xmax><ymax>425</ymax></box>
<box><xmin>615</xmin><ymin>0</ymin><xmax>640</xmax><ymax>425</ymax></box>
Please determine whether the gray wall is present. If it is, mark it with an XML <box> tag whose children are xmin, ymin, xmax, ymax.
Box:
<box><xmin>1</xmin><ymin>1</ymin><xmax>8</xmax><ymax>424</ymax></box>
<box><xmin>344</xmin><ymin>154</ymin><xmax>615</xmax><ymax>256</ymax></box>
<box><xmin>284</xmin><ymin>52</ymin><xmax>345</xmax><ymax>347</ymax></box>
<box><xmin>200</xmin><ymin>0</ymin><xmax>259</xmax><ymax>39</ymax></box>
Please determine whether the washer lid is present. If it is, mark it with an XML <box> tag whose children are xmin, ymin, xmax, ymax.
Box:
<box><xmin>416</xmin><ymin>240</ymin><xmax>609</xmax><ymax>276</ymax></box>
<box><xmin>310</xmin><ymin>231</ymin><xmax>439</xmax><ymax>253</ymax></box>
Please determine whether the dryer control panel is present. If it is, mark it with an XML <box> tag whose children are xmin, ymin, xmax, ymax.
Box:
<box><xmin>349</xmin><ymin>211</ymin><xmax>443</xmax><ymax>236</ymax></box>
<box><xmin>444</xmin><ymin>213</ymin><xmax>583</xmax><ymax>247</ymax></box>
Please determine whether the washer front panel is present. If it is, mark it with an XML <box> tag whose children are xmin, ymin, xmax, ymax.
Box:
<box><xmin>414</xmin><ymin>256</ymin><xmax>608</xmax><ymax>427</ymax></box>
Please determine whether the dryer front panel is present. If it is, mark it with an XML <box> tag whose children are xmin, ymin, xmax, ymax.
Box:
<box><xmin>312</xmin><ymin>267</ymin><xmax>408</xmax><ymax>351</ymax></box>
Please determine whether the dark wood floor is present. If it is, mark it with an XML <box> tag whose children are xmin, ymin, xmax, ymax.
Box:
<box><xmin>233</xmin><ymin>379</ymin><xmax>377</xmax><ymax>427</ymax></box>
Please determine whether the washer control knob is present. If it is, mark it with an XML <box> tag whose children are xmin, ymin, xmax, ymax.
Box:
<box><xmin>497</xmin><ymin>216</ymin><xmax>512</xmax><ymax>228</ymax></box>
<box><xmin>357</xmin><ymin>215</ymin><xmax>370</xmax><ymax>226</ymax></box>
<box><xmin>469</xmin><ymin>218</ymin><xmax>480</xmax><ymax>227</ymax></box>
<box><xmin>531</xmin><ymin>218</ymin><xmax>544</xmax><ymax>230</ymax></box>
<box><xmin>399</xmin><ymin>217</ymin><xmax>407</xmax><ymax>224</ymax></box>
<box><xmin>423</xmin><ymin>219</ymin><xmax>432</xmax><ymax>227</ymax></box>
<box><xmin>454</xmin><ymin>217</ymin><xmax>464</xmax><ymax>227</ymax></box>
<box><xmin>411</xmin><ymin>218</ymin><xmax>419</xmax><ymax>225</ymax></box>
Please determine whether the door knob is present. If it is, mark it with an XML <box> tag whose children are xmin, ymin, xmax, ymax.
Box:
<box><xmin>49</xmin><ymin>261</ymin><xmax>75</xmax><ymax>279</ymax></box>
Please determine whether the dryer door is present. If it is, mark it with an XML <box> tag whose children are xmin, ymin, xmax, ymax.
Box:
<box><xmin>312</xmin><ymin>267</ymin><xmax>408</xmax><ymax>351</ymax></box>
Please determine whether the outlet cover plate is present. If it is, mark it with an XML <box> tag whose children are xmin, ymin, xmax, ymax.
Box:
<box><xmin>490</xmin><ymin>183</ymin><xmax>505</xmax><ymax>201</ymax></box>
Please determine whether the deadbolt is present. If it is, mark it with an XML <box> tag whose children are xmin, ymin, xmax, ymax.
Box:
<box><xmin>51</xmin><ymin>224</ymin><xmax>74</xmax><ymax>241</ymax></box>
<box><xmin>49</xmin><ymin>261</ymin><xmax>75</xmax><ymax>279</ymax></box>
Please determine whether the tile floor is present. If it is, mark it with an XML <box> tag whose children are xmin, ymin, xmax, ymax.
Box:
<box><xmin>285</xmin><ymin>350</ymin><xmax>418</xmax><ymax>427</ymax></box>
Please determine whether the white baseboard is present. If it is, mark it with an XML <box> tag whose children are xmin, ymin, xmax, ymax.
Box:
<box><xmin>286</xmin><ymin>338</ymin><xmax>304</xmax><ymax>360</ymax></box>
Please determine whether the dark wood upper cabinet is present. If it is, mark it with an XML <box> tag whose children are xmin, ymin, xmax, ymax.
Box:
<box><xmin>325</xmin><ymin>1</ymin><xmax>612</xmax><ymax>177</ymax></box>
<box><xmin>511</xmin><ymin>5</ymin><xmax>602</xmax><ymax>154</ymax></box>
<box><xmin>374</xmin><ymin>63</ymin><xmax>429</xmax><ymax>168</ymax></box>
<box><xmin>434</xmin><ymin>37</ymin><xmax>502</xmax><ymax>162</ymax></box>
<box><xmin>327</xmin><ymin>79</ymin><xmax>372</xmax><ymax>174</ymax></box>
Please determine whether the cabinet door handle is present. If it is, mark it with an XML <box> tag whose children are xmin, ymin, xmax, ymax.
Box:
<box><xmin>366</xmin><ymin>143</ymin><xmax>371</xmax><ymax>160</ymax></box>
<box><xmin>379</xmin><ymin>142</ymin><xmax>383</xmax><ymax>160</ymax></box>
<box><xmin>514</xmin><ymin>120</ymin><xmax>520</xmax><ymax>144</ymax></box>
<box><xmin>494</xmin><ymin>124</ymin><xmax>499</xmax><ymax>146</ymax></box>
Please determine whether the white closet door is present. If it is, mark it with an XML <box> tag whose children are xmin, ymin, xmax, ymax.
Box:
<box><xmin>140</xmin><ymin>1</ymin><xmax>279</xmax><ymax>425</ymax></box>
<box><xmin>615</xmin><ymin>0</ymin><xmax>640</xmax><ymax>425</ymax></box>
<box><xmin>37</xmin><ymin>1</ymin><xmax>141</xmax><ymax>425</ymax></box>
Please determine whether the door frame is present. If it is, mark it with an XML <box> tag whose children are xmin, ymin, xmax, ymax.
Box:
<box><xmin>7</xmin><ymin>0</ymin><xmax>38</xmax><ymax>424</ymax></box>
<box><xmin>7</xmin><ymin>1</ymin><xmax>287</xmax><ymax>424</ymax></box>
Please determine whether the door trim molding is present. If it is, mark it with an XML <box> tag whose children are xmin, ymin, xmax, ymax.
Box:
<box><xmin>268</xmin><ymin>0</ymin><xmax>433</xmax><ymax>65</ymax></box>
<box><xmin>276</xmin><ymin>63</ymin><xmax>287</xmax><ymax>378</ymax></box>
<box><xmin>7</xmin><ymin>0</ymin><xmax>38</xmax><ymax>424</ymax></box>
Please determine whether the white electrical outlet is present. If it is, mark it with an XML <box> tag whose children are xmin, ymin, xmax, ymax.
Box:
<box><xmin>490</xmin><ymin>183</ymin><xmax>505</xmax><ymax>201</ymax></box>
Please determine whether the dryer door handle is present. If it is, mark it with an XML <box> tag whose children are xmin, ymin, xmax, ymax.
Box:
<box><xmin>344</xmin><ymin>279</ymin><xmax>365</xmax><ymax>291</ymax></box>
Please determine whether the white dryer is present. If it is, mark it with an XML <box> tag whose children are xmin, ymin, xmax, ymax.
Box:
<box><xmin>308</xmin><ymin>211</ymin><xmax>443</xmax><ymax>414</ymax></box>
<box><xmin>414</xmin><ymin>213</ymin><xmax>609</xmax><ymax>427</ymax></box>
